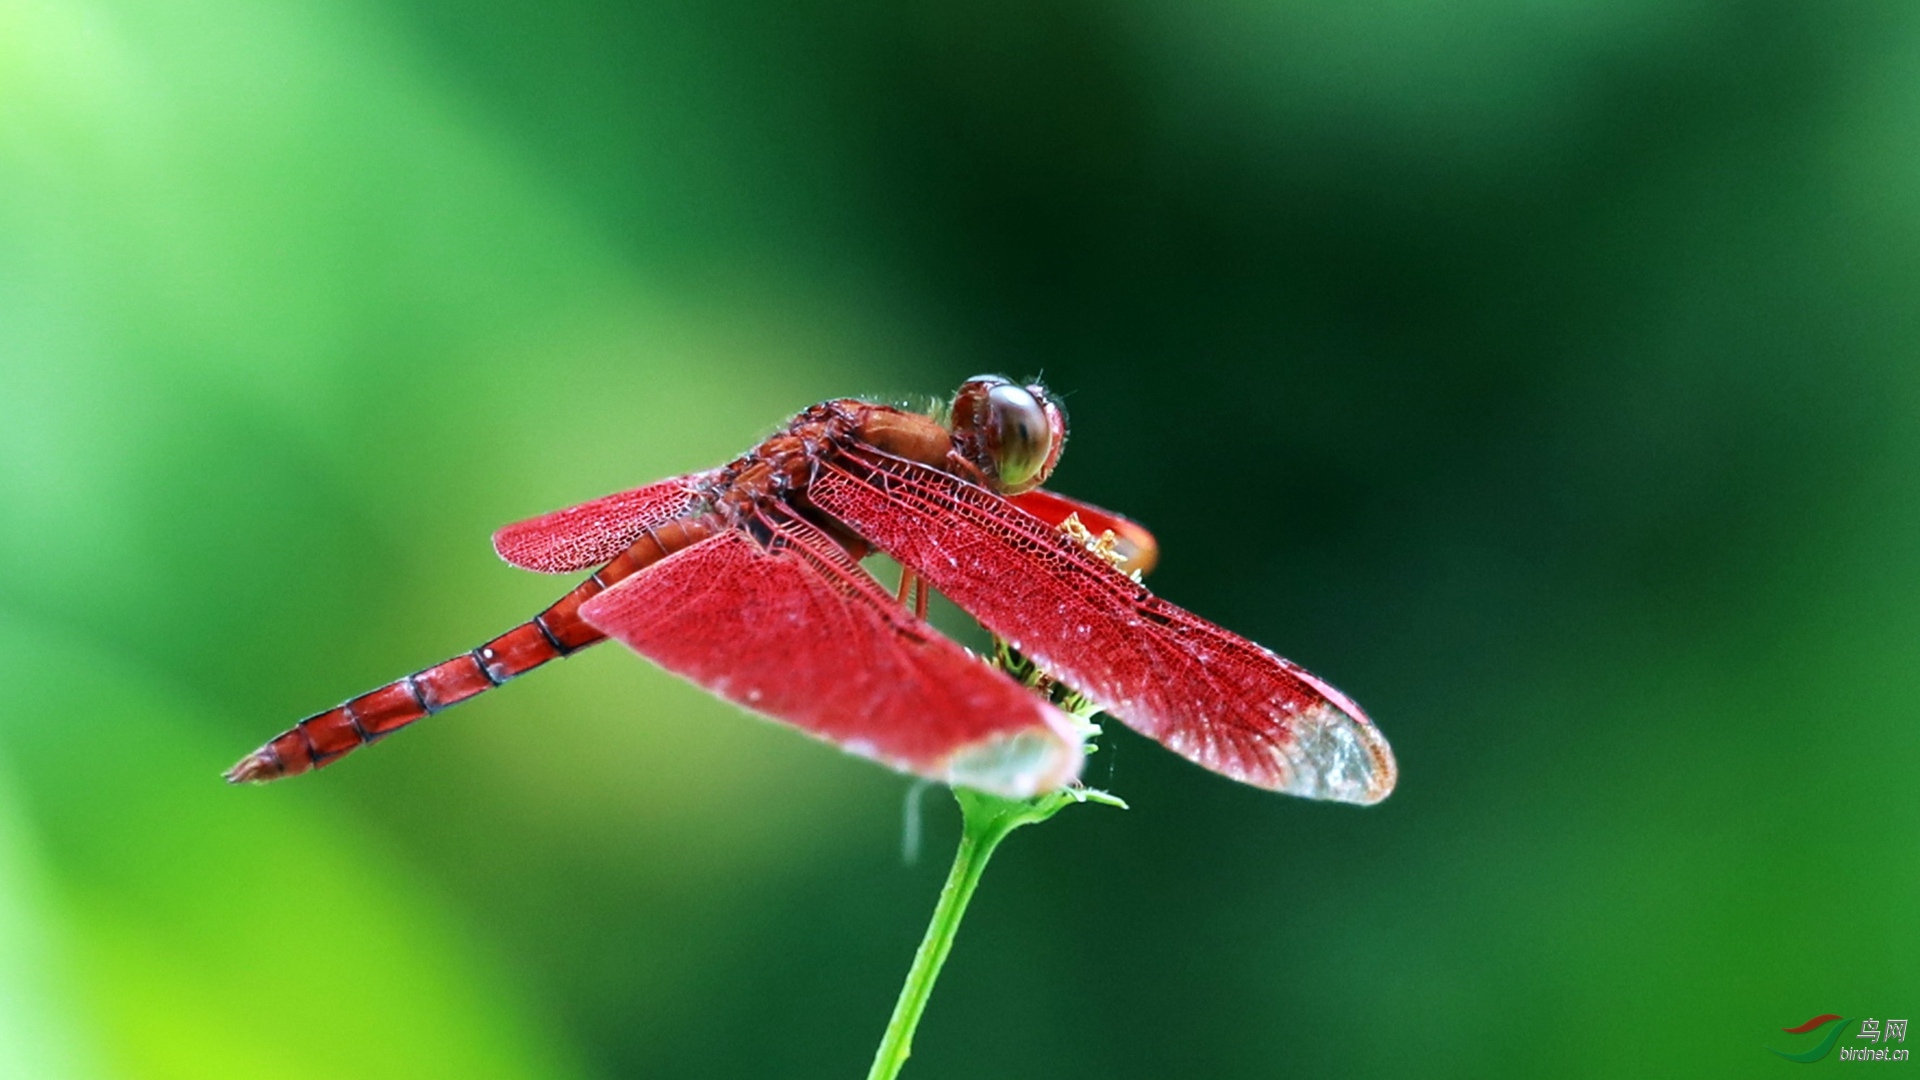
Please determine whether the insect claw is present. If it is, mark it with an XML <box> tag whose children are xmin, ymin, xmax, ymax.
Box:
<box><xmin>1069</xmin><ymin>786</ymin><xmax>1128</xmax><ymax>810</ymax></box>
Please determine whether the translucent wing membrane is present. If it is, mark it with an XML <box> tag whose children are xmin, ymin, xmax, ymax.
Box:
<box><xmin>494</xmin><ymin>473</ymin><xmax>712</xmax><ymax>573</ymax></box>
<box><xmin>810</xmin><ymin>449</ymin><xmax>1396</xmax><ymax>804</ymax></box>
<box><xmin>577</xmin><ymin>508</ymin><xmax>1085</xmax><ymax>797</ymax></box>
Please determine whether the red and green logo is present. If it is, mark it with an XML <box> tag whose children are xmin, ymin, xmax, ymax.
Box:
<box><xmin>1769</xmin><ymin>1015</ymin><xmax>1852</xmax><ymax>1063</ymax></box>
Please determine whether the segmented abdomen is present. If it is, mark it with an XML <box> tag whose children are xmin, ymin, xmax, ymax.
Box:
<box><xmin>226</xmin><ymin>518</ymin><xmax>717</xmax><ymax>782</ymax></box>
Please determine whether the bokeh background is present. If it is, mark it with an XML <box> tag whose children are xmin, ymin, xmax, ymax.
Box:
<box><xmin>2</xmin><ymin>0</ymin><xmax>1916</xmax><ymax>1076</ymax></box>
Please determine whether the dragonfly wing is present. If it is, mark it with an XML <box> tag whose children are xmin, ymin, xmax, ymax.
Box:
<box><xmin>1008</xmin><ymin>488</ymin><xmax>1159</xmax><ymax>577</ymax></box>
<box><xmin>576</xmin><ymin>510</ymin><xmax>1086</xmax><ymax>797</ymax></box>
<box><xmin>811</xmin><ymin>449</ymin><xmax>1396</xmax><ymax>804</ymax></box>
<box><xmin>494</xmin><ymin>472</ymin><xmax>713</xmax><ymax>573</ymax></box>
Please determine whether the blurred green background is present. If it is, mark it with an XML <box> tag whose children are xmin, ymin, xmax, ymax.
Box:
<box><xmin>2</xmin><ymin>0</ymin><xmax>1915</xmax><ymax>1076</ymax></box>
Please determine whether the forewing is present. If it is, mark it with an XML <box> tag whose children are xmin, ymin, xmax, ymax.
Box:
<box><xmin>1009</xmin><ymin>488</ymin><xmax>1159</xmax><ymax>576</ymax></box>
<box><xmin>493</xmin><ymin>473</ymin><xmax>712</xmax><ymax>573</ymax></box>
<box><xmin>576</xmin><ymin>511</ymin><xmax>1085</xmax><ymax>797</ymax></box>
<box><xmin>810</xmin><ymin>449</ymin><xmax>1396</xmax><ymax>804</ymax></box>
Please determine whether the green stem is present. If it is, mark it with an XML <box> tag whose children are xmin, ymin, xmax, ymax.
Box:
<box><xmin>866</xmin><ymin>787</ymin><xmax>1122</xmax><ymax>1080</ymax></box>
<box><xmin>865</xmin><ymin>797</ymin><xmax>1008</xmax><ymax>1080</ymax></box>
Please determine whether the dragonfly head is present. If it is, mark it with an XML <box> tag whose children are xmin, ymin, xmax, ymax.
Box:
<box><xmin>949</xmin><ymin>376</ymin><xmax>1066</xmax><ymax>495</ymax></box>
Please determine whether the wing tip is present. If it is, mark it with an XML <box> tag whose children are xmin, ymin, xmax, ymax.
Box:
<box><xmin>491</xmin><ymin>525</ymin><xmax>564</xmax><ymax>574</ymax></box>
<box><xmin>1270</xmin><ymin>700</ymin><xmax>1397</xmax><ymax>805</ymax></box>
<box><xmin>1152</xmin><ymin>696</ymin><xmax>1397</xmax><ymax>805</ymax></box>
<box><xmin>939</xmin><ymin>710</ymin><xmax>1087</xmax><ymax>798</ymax></box>
<box><xmin>1272</xmin><ymin>665</ymin><xmax>1397</xmax><ymax>805</ymax></box>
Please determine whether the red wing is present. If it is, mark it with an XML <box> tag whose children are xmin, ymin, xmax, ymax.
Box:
<box><xmin>494</xmin><ymin>473</ymin><xmax>713</xmax><ymax>573</ymax></box>
<box><xmin>809</xmin><ymin>449</ymin><xmax>1396</xmax><ymax>804</ymax></box>
<box><xmin>576</xmin><ymin>508</ymin><xmax>1085</xmax><ymax>797</ymax></box>
<box><xmin>1008</xmin><ymin>488</ymin><xmax>1159</xmax><ymax>577</ymax></box>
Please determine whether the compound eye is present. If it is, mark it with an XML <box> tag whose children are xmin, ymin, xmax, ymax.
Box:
<box><xmin>985</xmin><ymin>383</ymin><xmax>1053</xmax><ymax>492</ymax></box>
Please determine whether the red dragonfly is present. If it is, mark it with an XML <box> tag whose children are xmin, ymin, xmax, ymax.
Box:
<box><xmin>228</xmin><ymin>377</ymin><xmax>1395</xmax><ymax>803</ymax></box>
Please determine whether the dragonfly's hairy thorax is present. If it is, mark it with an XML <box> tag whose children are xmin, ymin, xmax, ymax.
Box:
<box><xmin>705</xmin><ymin>400</ymin><xmax>975</xmax><ymax>543</ymax></box>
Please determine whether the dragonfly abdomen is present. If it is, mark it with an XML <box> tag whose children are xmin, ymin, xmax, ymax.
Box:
<box><xmin>227</xmin><ymin>518</ymin><xmax>717</xmax><ymax>783</ymax></box>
